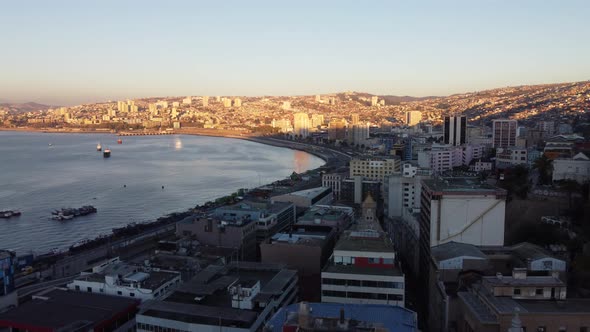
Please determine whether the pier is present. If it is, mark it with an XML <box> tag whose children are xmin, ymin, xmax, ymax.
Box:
<box><xmin>117</xmin><ymin>131</ymin><xmax>174</xmax><ymax>136</ymax></box>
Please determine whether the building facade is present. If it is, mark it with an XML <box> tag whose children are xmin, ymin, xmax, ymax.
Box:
<box><xmin>385</xmin><ymin>163</ymin><xmax>431</xmax><ymax>218</ymax></box>
<box><xmin>405</xmin><ymin>111</ymin><xmax>422</xmax><ymax>126</ymax></box>
<box><xmin>492</xmin><ymin>119</ymin><xmax>518</xmax><ymax>148</ymax></box>
<box><xmin>67</xmin><ymin>257</ymin><xmax>181</xmax><ymax>302</ymax></box>
<box><xmin>349</xmin><ymin>157</ymin><xmax>401</xmax><ymax>181</ymax></box>
<box><xmin>444</xmin><ymin>116</ymin><xmax>467</xmax><ymax>146</ymax></box>
<box><xmin>293</xmin><ymin>112</ymin><xmax>310</xmax><ymax>138</ymax></box>
<box><xmin>552</xmin><ymin>152</ymin><xmax>590</xmax><ymax>183</ymax></box>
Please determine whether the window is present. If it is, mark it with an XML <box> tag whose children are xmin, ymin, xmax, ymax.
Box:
<box><xmin>514</xmin><ymin>288</ymin><xmax>521</xmax><ymax>295</ymax></box>
<box><xmin>348</xmin><ymin>280</ymin><xmax>361</xmax><ymax>287</ymax></box>
<box><xmin>75</xmin><ymin>285</ymin><xmax>80</xmax><ymax>291</ymax></box>
<box><xmin>535</xmin><ymin>289</ymin><xmax>543</xmax><ymax>295</ymax></box>
<box><xmin>537</xmin><ymin>327</ymin><xmax>546</xmax><ymax>332</ymax></box>
<box><xmin>117</xmin><ymin>291</ymin><xmax>123</xmax><ymax>295</ymax></box>
<box><xmin>130</xmin><ymin>292</ymin><xmax>135</xmax><ymax>297</ymax></box>
<box><xmin>99</xmin><ymin>288</ymin><xmax>104</xmax><ymax>293</ymax></box>
<box><xmin>368</xmin><ymin>257</ymin><xmax>380</xmax><ymax>264</ymax></box>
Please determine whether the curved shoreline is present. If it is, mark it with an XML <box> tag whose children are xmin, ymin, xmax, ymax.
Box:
<box><xmin>0</xmin><ymin>127</ymin><xmax>351</xmax><ymax>166</ymax></box>
<box><xmin>1</xmin><ymin>128</ymin><xmax>350</xmax><ymax>255</ymax></box>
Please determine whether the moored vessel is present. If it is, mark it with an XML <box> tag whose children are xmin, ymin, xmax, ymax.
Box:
<box><xmin>103</xmin><ymin>148</ymin><xmax>111</xmax><ymax>158</ymax></box>
<box><xmin>117</xmin><ymin>139</ymin><xmax>122</xmax><ymax>144</ymax></box>
<box><xmin>97</xmin><ymin>143</ymin><xmax>102</xmax><ymax>151</ymax></box>
<box><xmin>0</xmin><ymin>210</ymin><xmax>21</xmax><ymax>219</ymax></box>
<box><xmin>51</xmin><ymin>206</ymin><xmax>97</xmax><ymax>221</ymax></box>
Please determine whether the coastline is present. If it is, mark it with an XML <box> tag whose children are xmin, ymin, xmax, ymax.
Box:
<box><xmin>0</xmin><ymin>127</ymin><xmax>351</xmax><ymax>165</ymax></box>
<box><xmin>1</xmin><ymin>128</ymin><xmax>350</xmax><ymax>257</ymax></box>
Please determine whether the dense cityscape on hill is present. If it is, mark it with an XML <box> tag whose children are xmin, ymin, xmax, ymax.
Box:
<box><xmin>1</xmin><ymin>78</ymin><xmax>590</xmax><ymax>331</ymax></box>
<box><xmin>3</xmin><ymin>0</ymin><xmax>590</xmax><ymax>330</ymax></box>
<box><xmin>1</xmin><ymin>81</ymin><xmax>589</xmax><ymax>133</ymax></box>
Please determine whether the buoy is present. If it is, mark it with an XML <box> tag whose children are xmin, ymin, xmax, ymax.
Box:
<box><xmin>162</xmin><ymin>186</ymin><xmax>165</xmax><ymax>189</ymax></box>
<box><xmin>123</xmin><ymin>184</ymin><xmax>127</xmax><ymax>188</ymax></box>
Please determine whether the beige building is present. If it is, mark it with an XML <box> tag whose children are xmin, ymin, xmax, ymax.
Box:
<box><xmin>405</xmin><ymin>111</ymin><xmax>422</xmax><ymax>126</ymax></box>
<box><xmin>293</xmin><ymin>112</ymin><xmax>310</xmax><ymax>138</ymax></box>
<box><xmin>349</xmin><ymin>157</ymin><xmax>401</xmax><ymax>181</ymax></box>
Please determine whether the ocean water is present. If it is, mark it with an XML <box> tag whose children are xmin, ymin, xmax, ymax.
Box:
<box><xmin>0</xmin><ymin>132</ymin><xmax>324</xmax><ymax>254</ymax></box>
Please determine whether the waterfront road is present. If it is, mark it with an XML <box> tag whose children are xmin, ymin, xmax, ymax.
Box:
<box><xmin>17</xmin><ymin>275</ymin><xmax>78</xmax><ymax>300</ymax></box>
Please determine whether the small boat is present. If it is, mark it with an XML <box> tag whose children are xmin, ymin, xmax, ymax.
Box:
<box><xmin>117</xmin><ymin>139</ymin><xmax>122</xmax><ymax>144</ymax></box>
<box><xmin>103</xmin><ymin>148</ymin><xmax>111</xmax><ymax>158</ymax></box>
<box><xmin>48</xmin><ymin>143</ymin><xmax>53</xmax><ymax>146</ymax></box>
<box><xmin>97</xmin><ymin>143</ymin><xmax>102</xmax><ymax>151</ymax></box>
<box><xmin>0</xmin><ymin>210</ymin><xmax>21</xmax><ymax>219</ymax></box>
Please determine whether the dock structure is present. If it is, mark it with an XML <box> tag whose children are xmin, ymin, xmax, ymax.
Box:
<box><xmin>117</xmin><ymin>131</ymin><xmax>174</xmax><ymax>136</ymax></box>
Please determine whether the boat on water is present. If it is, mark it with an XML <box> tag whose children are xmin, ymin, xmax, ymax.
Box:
<box><xmin>117</xmin><ymin>139</ymin><xmax>122</xmax><ymax>144</ymax></box>
<box><xmin>51</xmin><ymin>205</ymin><xmax>97</xmax><ymax>221</ymax></box>
<box><xmin>0</xmin><ymin>210</ymin><xmax>21</xmax><ymax>219</ymax></box>
<box><xmin>103</xmin><ymin>148</ymin><xmax>111</xmax><ymax>158</ymax></box>
<box><xmin>97</xmin><ymin>142</ymin><xmax>102</xmax><ymax>151</ymax></box>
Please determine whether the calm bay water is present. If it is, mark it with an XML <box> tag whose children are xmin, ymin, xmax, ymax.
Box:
<box><xmin>0</xmin><ymin>131</ymin><xmax>324</xmax><ymax>254</ymax></box>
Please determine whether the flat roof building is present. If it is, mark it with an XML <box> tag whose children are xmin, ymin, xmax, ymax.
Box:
<box><xmin>176</xmin><ymin>212</ymin><xmax>258</xmax><ymax>261</ymax></box>
<box><xmin>271</xmin><ymin>187</ymin><xmax>333</xmax><ymax>208</ymax></box>
<box><xmin>321</xmin><ymin>196</ymin><xmax>406</xmax><ymax>308</ymax></box>
<box><xmin>213</xmin><ymin>200</ymin><xmax>296</xmax><ymax>257</ymax></box>
<box><xmin>67</xmin><ymin>257</ymin><xmax>181</xmax><ymax>302</ymax></box>
<box><xmin>296</xmin><ymin>204</ymin><xmax>353</xmax><ymax>231</ymax></box>
<box><xmin>136</xmin><ymin>262</ymin><xmax>298</xmax><ymax>332</ymax></box>
<box><xmin>0</xmin><ymin>288</ymin><xmax>139</xmax><ymax>332</ymax></box>
<box><xmin>266</xmin><ymin>302</ymin><xmax>418</xmax><ymax>332</ymax></box>
<box><xmin>261</xmin><ymin>224</ymin><xmax>337</xmax><ymax>301</ymax></box>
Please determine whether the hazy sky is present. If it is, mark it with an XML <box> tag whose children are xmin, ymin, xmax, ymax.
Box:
<box><xmin>1</xmin><ymin>0</ymin><xmax>589</xmax><ymax>105</ymax></box>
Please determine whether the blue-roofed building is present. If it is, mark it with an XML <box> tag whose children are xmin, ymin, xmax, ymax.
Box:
<box><xmin>264</xmin><ymin>302</ymin><xmax>418</xmax><ymax>332</ymax></box>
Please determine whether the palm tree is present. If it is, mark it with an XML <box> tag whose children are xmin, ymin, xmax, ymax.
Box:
<box><xmin>533</xmin><ymin>155</ymin><xmax>553</xmax><ymax>185</ymax></box>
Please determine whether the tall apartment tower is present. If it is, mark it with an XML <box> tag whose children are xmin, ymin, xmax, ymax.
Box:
<box><xmin>293</xmin><ymin>112</ymin><xmax>310</xmax><ymax>138</ymax></box>
<box><xmin>351</xmin><ymin>114</ymin><xmax>360</xmax><ymax>125</ymax></box>
<box><xmin>405</xmin><ymin>111</ymin><xmax>422</xmax><ymax>126</ymax></box>
<box><xmin>202</xmin><ymin>96</ymin><xmax>209</xmax><ymax>107</ymax></box>
<box><xmin>328</xmin><ymin>118</ymin><xmax>347</xmax><ymax>141</ymax></box>
<box><xmin>492</xmin><ymin>119</ymin><xmax>518</xmax><ymax>148</ymax></box>
<box><xmin>371</xmin><ymin>96</ymin><xmax>379</xmax><ymax>106</ymax></box>
<box><xmin>443</xmin><ymin>116</ymin><xmax>467</xmax><ymax>146</ymax></box>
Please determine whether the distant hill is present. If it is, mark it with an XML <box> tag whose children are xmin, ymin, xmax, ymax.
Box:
<box><xmin>379</xmin><ymin>95</ymin><xmax>437</xmax><ymax>104</ymax></box>
<box><xmin>0</xmin><ymin>102</ymin><xmax>56</xmax><ymax>113</ymax></box>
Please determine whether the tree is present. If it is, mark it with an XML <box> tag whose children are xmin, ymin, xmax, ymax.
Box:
<box><xmin>533</xmin><ymin>155</ymin><xmax>553</xmax><ymax>185</ymax></box>
<box><xmin>557</xmin><ymin>179</ymin><xmax>581</xmax><ymax>210</ymax></box>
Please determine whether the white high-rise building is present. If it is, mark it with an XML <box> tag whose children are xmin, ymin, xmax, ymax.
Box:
<box><xmin>385</xmin><ymin>163</ymin><xmax>431</xmax><ymax>218</ymax></box>
<box><xmin>371</xmin><ymin>96</ymin><xmax>379</xmax><ymax>106</ymax></box>
<box><xmin>420</xmin><ymin>177</ymin><xmax>507</xmax><ymax>248</ymax></box>
<box><xmin>202</xmin><ymin>96</ymin><xmax>209</xmax><ymax>107</ymax></box>
<box><xmin>182</xmin><ymin>97</ymin><xmax>192</xmax><ymax>105</ymax></box>
<box><xmin>293</xmin><ymin>113</ymin><xmax>310</xmax><ymax>138</ymax></box>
